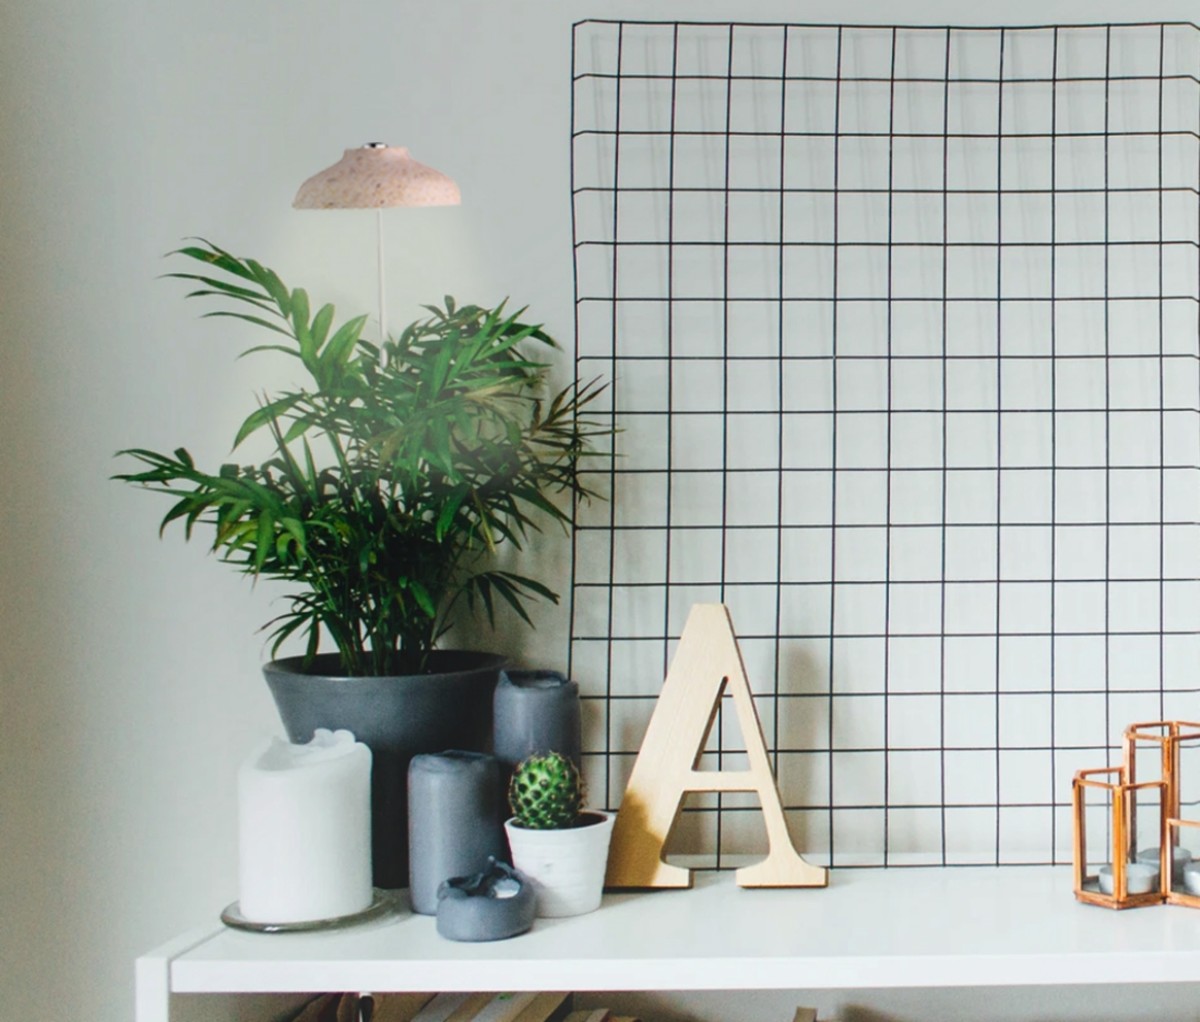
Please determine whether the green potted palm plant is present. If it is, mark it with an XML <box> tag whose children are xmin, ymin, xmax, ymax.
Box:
<box><xmin>115</xmin><ymin>240</ymin><xmax>607</xmax><ymax>888</ymax></box>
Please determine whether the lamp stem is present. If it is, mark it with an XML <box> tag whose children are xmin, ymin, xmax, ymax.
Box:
<box><xmin>376</xmin><ymin>208</ymin><xmax>387</xmax><ymax>342</ymax></box>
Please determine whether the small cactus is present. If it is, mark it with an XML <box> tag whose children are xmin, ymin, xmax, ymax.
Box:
<box><xmin>508</xmin><ymin>751</ymin><xmax>584</xmax><ymax>829</ymax></box>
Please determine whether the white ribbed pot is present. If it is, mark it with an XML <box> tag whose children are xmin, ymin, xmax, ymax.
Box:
<box><xmin>504</xmin><ymin>810</ymin><xmax>615</xmax><ymax>918</ymax></box>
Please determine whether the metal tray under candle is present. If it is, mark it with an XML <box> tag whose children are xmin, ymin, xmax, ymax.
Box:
<box><xmin>220</xmin><ymin>888</ymin><xmax>395</xmax><ymax>933</ymax></box>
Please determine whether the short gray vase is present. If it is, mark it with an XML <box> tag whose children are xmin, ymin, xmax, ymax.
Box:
<box><xmin>407</xmin><ymin>751</ymin><xmax>508</xmax><ymax>915</ymax></box>
<box><xmin>493</xmin><ymin>669</ymin><xmax>582</xmax><ymax>777</ymax></box>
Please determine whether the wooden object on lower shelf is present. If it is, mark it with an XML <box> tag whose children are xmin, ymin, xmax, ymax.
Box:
<box><xmin>336</xmin><ymin>994</ymin><xmax>360</xmax><ymax>1022</ymax></box>
<box><xmin>290</xmin><ymin>994</ymin><xmax>339</xmax><ymax>1021</ymax></box>
<box><xmin>291</xmin><ymin>992</ymin><xmax>578</xmax><ymax>1022</ymax></box>
<box><xmin>368</xmin><ymin>993</ymin><xmax>436</xmax><ymax>1021</ymax></box>
<box><xmin>512</xmin><ymin>992</ymin><xmax>572</xmax><ymax>1022</ymax></box>
<box><xmin>465</xmin><ymin>992</ymin><xmax>538</xmax><ymax>1022</ymax></box>
<box><xmin>412</xmin><ymin>993</ymin><xmax>492</xmax><ymax>1022</ymax></box>
<box><xmin>605</xmin><ymin>603</ymin><xmax>827</xmax><ymax>891</ymax></box>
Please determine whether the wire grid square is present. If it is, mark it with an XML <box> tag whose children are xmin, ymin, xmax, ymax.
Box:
<box><xmin>570</xmin><ymin>19</ymin><xmax>1200</xmax><ymax>869</ymax></box>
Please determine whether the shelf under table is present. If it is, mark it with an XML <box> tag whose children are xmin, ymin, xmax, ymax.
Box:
<box><xmin>150</xmin><ymin>866</ymin><xmax>1200</xmax><ymax>996</ymax></box>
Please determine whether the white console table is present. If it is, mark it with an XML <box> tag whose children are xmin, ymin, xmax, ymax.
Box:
<box><xmin>137</xmin><ymin>866</ymin><xmax>1200</xmax><ymax>1022</ymax></box>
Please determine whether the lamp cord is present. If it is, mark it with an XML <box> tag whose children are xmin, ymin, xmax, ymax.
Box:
<box><xmin>376</xmin><ymin>208</ymin><xmax>387</xmax><ymax>343</ymax></box>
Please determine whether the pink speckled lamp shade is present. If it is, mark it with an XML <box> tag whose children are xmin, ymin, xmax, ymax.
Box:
<box><xmin>292</xmin><ymin>144</ymin><xmax>461</xmax><ymax>209</ymax></box>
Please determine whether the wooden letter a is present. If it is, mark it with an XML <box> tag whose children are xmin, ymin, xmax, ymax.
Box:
<box><xmin>604</xmin><ymin>603</ymin><xmax>827</xmax><ymax>889</ymax></box>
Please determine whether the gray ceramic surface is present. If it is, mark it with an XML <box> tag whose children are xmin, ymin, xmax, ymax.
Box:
<box><xmin>407</xmin><ymin>751</ymin><xmax>508</xmax><ymax>915</ymax></box>
<box><xmin>492</xmin><ymin>669</ymin><xmax>582</xmax><ymax>776</ymax></box>
<box><xmin>264</xmin><ymin>651</ymin><xmax>506</xmax><ymax>890</ymax></box>
<box><xmin>435</xmin><ymin>859</ymin><xmax>536</xmax><ymax>941</ymax></box>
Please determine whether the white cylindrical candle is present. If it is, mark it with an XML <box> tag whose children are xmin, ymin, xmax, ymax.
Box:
<box><xmin>237</xmin><ymin>728</ymin><xmax>372</xmax><ymax>924</ymax></box>
<box><xmin>1097</xmin><ymin>861</ymin><xmax>1159</xmax><ymax>896</ymax></box>
<box><xmin>1137</xmin><ymin>845</ymin><xmax>1191</xmax><ymax>886</ymax></box>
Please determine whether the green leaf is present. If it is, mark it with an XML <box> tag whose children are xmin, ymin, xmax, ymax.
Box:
<box><xmin>291</xmin><ymin>288</ymin><xmax>313</xmax><ymax>364</ymax></box>
<box><xmin>237</xmin><ymin>343</ymin><xmax>302</xmax><ymax>361</ymax></box>
<box><xmin>281</xmin><ymin>415</ymin><xmax>314</xmax><ymax>445</ymax></box>
<box><xmin>163</xmin><ymin>271</ymin><xmax>272</xmax><ymax>303</ymax></box>
<box><xmin>170</xmin><ymin>241</ymin><xmax>256</xmax><ymax>281</ymax></box>
<box><xmin>310</xmin><ymin>303</ymin><xmax>335</xmax><ymax>351</ymax></box>
<box><xmin>409</xmin><ymin>581</ymin><xmax>436</xmax><ymax>618</ymax></box>
<box><xmin>498</xmin><ymin>571</ymin><xmax>559</xmax><ymax>602</ymax></box>
<box><xmin>234</xmin><ymin>394</ymin><xmax>303</xmax><ymax>449</ymax></box>
<box><xmin>253</xmin><ymin>512</ymin><xmax>274</xmax><ymax>572</ymax></box>
<box><xmin>429</xmin><ymin>338</ymin><xmax>455</xmax><ymax>395</ymax></box>
<box><xmin>434</xmin><ymin>488</ymin><xmax>468</xmax><ymax>542</ymax></box>
<box><xmin>276</xmin><ymin>518</ymin><xmax>304</xmax><ymax>558</ymax></box>
<box><xmin>245</xmin><ymin>260</ymin><xmax>291</xmax><ymax>315</ymax></box>
<box><xmin>488</xmin><ymin>574</ymin><xmax>533</xmax><ymax>625</ymax></box>
<box><xmin>320</xmin><ymin>314</ymin><xmax>368</xmax><ymax>370</ymax></box>
<box><xmin>200</xmin><ymin>310</ymin><xmax>293</xmax><ymax>338</ymax></box>
<box><xmin>118</xmin><ymin>264</ymin><xmax>612</xmax><ymax>669</ymax></box>
<box><xmin>159</xmin><ymin>496</ymin><xmax>198</xmax><ymax>536</ymax></box>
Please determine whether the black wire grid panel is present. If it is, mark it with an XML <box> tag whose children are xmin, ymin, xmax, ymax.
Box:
<box><xmin>567</xmin><ymin>19</ymin><xmax>1200</xmax><ymax>868</ymax></box>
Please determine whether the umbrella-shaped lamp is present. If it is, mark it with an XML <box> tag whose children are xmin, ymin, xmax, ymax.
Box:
<box><xmin>293</xmin><ymin>143</ymin><xmax>460</xmax><ymax>338</ymax></box>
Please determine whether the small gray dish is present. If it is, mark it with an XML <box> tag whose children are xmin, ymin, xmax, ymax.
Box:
<box><xmin>436</xmin><ymin>858</ymin><xmax>536</xmax><ymax>941</ymax></box>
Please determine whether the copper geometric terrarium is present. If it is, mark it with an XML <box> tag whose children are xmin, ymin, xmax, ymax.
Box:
<box><xmin>1073</xmin><ymin>720</ymin><xmax>1200</xmax><ymax>909</ymax></box>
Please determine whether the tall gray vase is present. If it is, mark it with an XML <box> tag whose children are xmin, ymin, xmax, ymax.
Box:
<box><xmin>407</xmin><ymin>751</ymin><xmax>508</xmax><ymax>914</ymax></box>
<box><xmin>493</xmin><ymin>669</ymin><xmax>582</xmax><ymax>778</ymax></box>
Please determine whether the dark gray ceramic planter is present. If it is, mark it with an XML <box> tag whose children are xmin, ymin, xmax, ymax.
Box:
<box><xmin>263</xmin><ymin>650</ymin><xmax>507</xmax><ymax>890</ymax></box>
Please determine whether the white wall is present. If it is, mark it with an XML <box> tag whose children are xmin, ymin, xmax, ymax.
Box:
<box><xmin>1</xmin><ymin>2</ymin><xmax>1198</xmax><ymax>1019</ymax></box>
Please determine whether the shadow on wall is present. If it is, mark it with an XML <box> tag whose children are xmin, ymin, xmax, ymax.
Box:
<box><xmin>0</xmin><ymin>230</ymin><xmax>95</xmax><ymax>1017</ymax></box>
